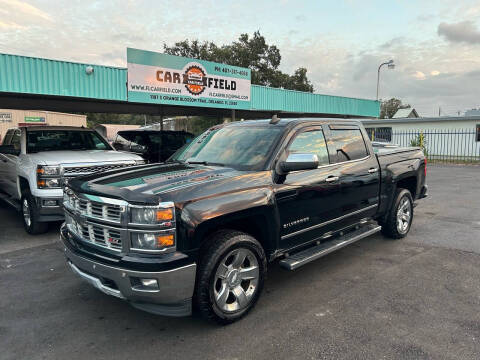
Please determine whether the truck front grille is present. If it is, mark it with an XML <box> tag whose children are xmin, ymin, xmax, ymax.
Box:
<box><xmin>63</xmin><ymin>163</ymin><xmax>134</xmax><ymax>176</ymax></box>
<box><xmin>65</xmin><ymin>192</ymin><xmax>124</xmax><ymax>223</ymax></box>
<box><xmin>65</xmin><ymin>213</ymin><xmax>122</xmax><ymax>251</ymax></box>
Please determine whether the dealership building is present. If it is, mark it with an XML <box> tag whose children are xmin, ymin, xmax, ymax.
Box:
<box><xmin>0</xmin><ymin>109</ymin><xmax>86</xmax><ymax>142</ymax></box>
<box><xmin>0</xmin><ymin>50</ymin><xmax>380</xmax><ymax>122</ymax></box>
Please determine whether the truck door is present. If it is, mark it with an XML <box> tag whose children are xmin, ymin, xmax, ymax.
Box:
<box><xmin>323</xmin><ymin>124</ymin><xmax>380</xmax><ymax>229</ymax></box>
<box><xmin>275</xmin><ymin>126</ymin><xmax>343</xmax><ymax>250</ymax></box>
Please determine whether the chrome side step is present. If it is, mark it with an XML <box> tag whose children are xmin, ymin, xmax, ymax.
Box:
<box><xmin>279</xmin><ymin>223</ymin><xmax>381</xmax><ymax>270</ymax></box>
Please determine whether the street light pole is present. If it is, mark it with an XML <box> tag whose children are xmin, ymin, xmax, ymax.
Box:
<box><xmin>376</xmin><ymin>59</ymin><xmax>395</xmax><ymax>101</ymax></box>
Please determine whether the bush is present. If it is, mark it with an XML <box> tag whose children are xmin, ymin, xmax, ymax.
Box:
<box><xmin>410</xmin><ymin>132</ymin><xmax>428</xmax><ymax>156</ymax></box>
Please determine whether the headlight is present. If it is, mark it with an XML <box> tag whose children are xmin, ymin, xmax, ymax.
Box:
<box><xmin>130</xmin><ymin>202</ymin><xmax>174</xmax><ymax>224</ymax></box>
<box><xmin>37</xmin><ymin>165</ymin><xmax>61</xmax><ymax>188</ymax></box>
<box><xmin>134</xmin><ymin>159</ymin><xmax>146</xmax><ymax>165</ymax></box>
<box><xmin>37</xmin><ymin>165</ymin><xmax>60</xmax><ymax>176</ymax></box>
<box><xmin>131</xmin><ymin>232</ymin><xmax>175</xmax><ymax>252</ymax></box>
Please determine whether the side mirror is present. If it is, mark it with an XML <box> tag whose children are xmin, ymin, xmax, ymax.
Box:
<box><xmin>131</xmin><ymin>144</ymin><xmax>146</xmax><ymax>153</ymax></box>
<box><xmin>0</xmin><ymin>145</ymin><xmax>20</xmax><ymax>156</ymax></box>
<box><xmin>279</xmin><ymin>153</ymin><xmax>319</xmax><ymax>174</ymax></box>
<box><xmin>112</xmin><ymin>143</ymin><xmax>122</xmax><ymax>151</ymax></box>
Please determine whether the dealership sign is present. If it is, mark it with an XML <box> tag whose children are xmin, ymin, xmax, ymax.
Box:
<box><xmin>25</xmin><ymin>116</ymin><xmax>46</xmax><ymax>123</ymax></box>
<box><xmin>127</xmin><ymin>48</ymin><xmax>251</xmax><ymax>110</ymax></box>
<box><xmin>0</xmin><ymin>112</ymin><xmax>12</xmax><ymax>123</ymax></box>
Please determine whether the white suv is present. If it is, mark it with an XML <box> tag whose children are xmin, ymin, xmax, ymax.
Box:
<box><xmin>0</xmin><ymin>126</ymin><xmax>144</xmax><ymax>234</ymax></box>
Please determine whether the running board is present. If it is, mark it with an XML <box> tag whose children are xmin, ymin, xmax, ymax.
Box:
<box><xmin>279</xmin><ymin>223</ymin><xmax>381</xmax><ymax>270</ymax></box>
<box><xmin>0</xmin><ymin>192</ymin><xmax>20</xmax><ymax>211</ymax></box>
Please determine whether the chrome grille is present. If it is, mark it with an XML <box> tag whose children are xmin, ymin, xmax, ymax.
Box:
<box><xmin>66</xmin><ymin>213</ymin><xmax>122</xmax><ymax>251</ymax></box>
<box><xmin>64</xmin><ymin>191</ymin><xmax>124</xmax><ymax>223</ymax></box>
<box><xmin>63</xmin><ymin>163</ymin><xmax>134</xmax><ymax>176</ymax></box>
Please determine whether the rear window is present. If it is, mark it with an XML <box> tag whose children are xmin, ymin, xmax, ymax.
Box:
<box><xmin>327</xmin><ymin>128</ymin><xmax>369</xmax><ymax>163</ymax></box>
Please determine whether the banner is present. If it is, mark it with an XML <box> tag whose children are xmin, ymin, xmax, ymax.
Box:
<box><xmin>25</xmin><ymin>116</ymin><xmax>46</xmax><ymax>123</ymax></box>
<box><xmin>127</xmin><ymin>48</ymin><xmax>251</xmax><ymax>110</ymax></box>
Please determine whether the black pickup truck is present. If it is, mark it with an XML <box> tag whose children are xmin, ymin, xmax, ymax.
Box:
<box><xmin>61</xmin><ymin>118</ymin><xmax>427</xmax><ymax>324</ymax></box>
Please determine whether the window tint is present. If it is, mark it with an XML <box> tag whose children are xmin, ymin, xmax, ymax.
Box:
<box><xmin>170</xmin><ymin>126</ymin><xmax>283</xmax><ymax>170</ymax></box>
<box><xmin>26</xmin><ymin>130</ymin><xmax>111</xmax><ymax>152</ymax></box>
<box><xmin>328</xmin><ymin>128</ymin><xmax>368</xmax><ymax>163</ymax></box>
<box><xmin>288</xmin><ymin>129</ymin><xmax>329</xmax><ymax>166</ymax></box>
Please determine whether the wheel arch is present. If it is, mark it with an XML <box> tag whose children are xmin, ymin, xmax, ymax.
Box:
<box><xmin>192</xmin><ymin>207</ymin><xmax>278</xmax><ymax>260</ymax></box>
<box><xmin>17</xmin><ymin>176</ymin><xmax>30</xmax><ymax>198</ymax></box>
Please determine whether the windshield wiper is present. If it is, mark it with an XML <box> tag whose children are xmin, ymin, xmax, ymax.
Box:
<box><xmin>186</xmin><ymin>160</ymin><xmax>225</xmax><ymax>167</ymax></box>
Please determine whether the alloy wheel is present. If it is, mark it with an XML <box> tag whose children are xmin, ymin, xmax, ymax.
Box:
<box><xmin>213</xmin><ymin>248</ymin><xmax>259</xmax><ymax>313</ymax></box>
<box><xmin>22</xmin><ymin>198</ymin><xmax>31</xmax><ymax>227</ymax></box>
<box><xmin>396</xmin><ymin>196</ymin><xmax>411</xmax><ymax>234</ymax></box>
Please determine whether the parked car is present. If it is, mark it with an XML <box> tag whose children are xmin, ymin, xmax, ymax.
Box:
<box><xmin>112</xmin><ymin>129</ymin><xmax>194</xmax><ymax>163</ymax></box>
<box><xmin>61</xmin><ymin>118</ymin><xmax>427</xmax><ymax>323</ymax></box>
<box><xmin>0</xmin><ymin>126</ymin><xmax>144</xmax><ymax>234</ymax></box>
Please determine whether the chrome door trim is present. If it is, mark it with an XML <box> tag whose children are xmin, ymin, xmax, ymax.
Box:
<box><xmin>281</xmin><ymin>204</ymin><xmax>378</xmax><ymax>240</ymax></box>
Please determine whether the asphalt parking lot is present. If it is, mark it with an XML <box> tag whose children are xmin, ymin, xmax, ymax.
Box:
<box><xmin>1</xmin><ymin>165</ymin><xmax>479</xmax><ymax>360</ymax></box>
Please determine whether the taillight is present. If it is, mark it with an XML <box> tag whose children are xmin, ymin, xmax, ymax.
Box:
<box><xmin>424</xmin><ymin>157</ymin><xmax>427</xmax><ymax>177</ymax></box>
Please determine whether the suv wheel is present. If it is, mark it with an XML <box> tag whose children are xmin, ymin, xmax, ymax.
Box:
<box><xmin>381</xmin><ymin>188</ymin><xmax>414</xmax><ymax>239</ymax></box>
<box><xmin>194</xmin><ymin>230</ymin><xmax>266</xmax><ymax>324</ymax></box>
<box><xmin>21</xmin><ymin>193</ymin><xmax>48</xmax><ymax>235</ymax></box>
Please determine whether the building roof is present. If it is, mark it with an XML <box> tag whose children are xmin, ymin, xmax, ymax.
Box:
<box><xmin>392</xmin><ymin>108</ymin><xmax>419</xmax><ymax>118</ymax></box>
<box><xmin>0</xmin><ymin>52</ymin><xmax>380</xmax><ymax>118</ymax></box>
<box><xmin>362</xmin><ymin>115</ymin><xmax>480</xmax><ymax>125</ymax></box>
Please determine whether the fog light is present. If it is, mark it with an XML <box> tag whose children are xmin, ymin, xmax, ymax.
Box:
<box><xmin>140</xmin><ymin>278</ymin><xmax>158</xmax><ymax>288</ymax></box>
<box><xmin>131</xmin><ymin>277</ymin><xmax>159</xmax><ymax>292</ymax></box>
<box><xmin>43</xmin><ymin>199</ymin><xmax>58</xmax><ymax>207</ymax></box>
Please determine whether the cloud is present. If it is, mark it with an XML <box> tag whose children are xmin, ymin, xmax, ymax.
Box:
<box><xmin>0</xmin><ymin>20</ymin><xmax>25</xmax><ymax>29</ymax></box>
<box><xmin>379</xmin><ymin>37</ymin><xmax>405</xmax><ymax>50</ymax></box>
<box><xmin>438</xmin><ymin>21</ymin><xmax>480</xmax><ymax>45</ymax></box>
<box><xmin>413</xmin><ymin>71</ymin><xmax>426</xmax><ymax>80</ymax></box>
<box><xmin>0</xmin><ymin>0</ymin><xmax>52</xmax><ymax>21</ymax></box>
<box><xmin>430</xmin><ymin>70</ymin><xmax>440</xmax><ymax>76</ymax></box>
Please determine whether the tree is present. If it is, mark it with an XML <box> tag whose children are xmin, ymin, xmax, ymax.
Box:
<box><xmin>380</xmin><ymin>98</ymin><xmax>411</xmax><ymax>119</ymax></box>
<box><xmin>164</xmin><ymin>31</ymin><xmax>314</xmax><ymax>92</ymax></box>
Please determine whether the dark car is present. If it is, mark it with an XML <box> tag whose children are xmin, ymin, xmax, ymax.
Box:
<box><xmin>62</xmin><ymin>118</ymin><xmax>427</xmax><ymax>324</ymax></box>
<box><xmin>113</xmin><ymin>130</ymin><xmax>194</xmax><ymax>163</ymax></box>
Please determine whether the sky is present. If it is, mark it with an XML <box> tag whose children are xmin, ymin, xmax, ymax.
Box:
<box><xmin>1</xmin><ymin>0</ymin><xmax>480</xmax><ymax>117</ymax></box>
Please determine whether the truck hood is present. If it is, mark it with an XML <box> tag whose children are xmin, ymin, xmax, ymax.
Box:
<box><xmin>28</xmin><ymin>150</ymin><xmax>142</xmax><ymax>166</ymax></box>
<box><xmin>68</xmin><ymin>162</ymin><xmax>253</xmax><ymax>205</ymax></box>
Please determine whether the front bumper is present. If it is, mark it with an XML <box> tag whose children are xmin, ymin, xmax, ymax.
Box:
<box><xmin>36</xmin><ymin>196</ymin><xmax>64</xmax><ymax>221</ymax></box>
<box><xmin>61</xmin><ymin>230</ymin><xmax>196</xmax><ymax>317</ymax></box>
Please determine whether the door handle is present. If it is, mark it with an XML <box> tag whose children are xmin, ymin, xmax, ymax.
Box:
<box><xmin>368</xmin><ymin>168</ymin><xmax>378</xmax><ymax>174</ymax></box>
<box><xmin>325</xmin><ymin>175</ymin><xmax>339</xmax><ymax>183</ymax></box>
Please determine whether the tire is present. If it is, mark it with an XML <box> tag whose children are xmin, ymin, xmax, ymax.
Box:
<box><xmin>381</xmin><ymin>188</ymin><xmax>414</xmax><ymax>239</ymax></box>
<box><xmin>194</xmin><ymin>230</ymin><xmax>267</xmax><ymax>324</ymax></box>
<box><xmin>21</xmin><ymin>193</ymin><xmax>48</xmax><ymax>235</ymax></box>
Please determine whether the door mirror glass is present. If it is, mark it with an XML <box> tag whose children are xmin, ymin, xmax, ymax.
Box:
<box><xmin>279</xmin><ymin>153</ymin><xmax>319</xmax><ymax>174</ymax></box>
<box><xmin>0</xmin><ymin>145</ymin><xmax>20</xmax><ymax>156</ymax></box>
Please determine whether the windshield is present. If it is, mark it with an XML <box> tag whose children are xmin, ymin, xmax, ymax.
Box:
<box><xmin>27</xmin><ymin>130</ymin><xmax>111</xmax><ymax>153</ymax></box>
<box><xmin>170</xmin><ymin>125</ymin><xmax>283</xmax><ymax>170</ymax></box>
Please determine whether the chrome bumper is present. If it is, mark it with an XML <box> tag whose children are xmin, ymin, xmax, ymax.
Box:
<box><xmin>63</xmin><ymin>235</ymin><xmax>196</xmax><ymax>317</ymax></box>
